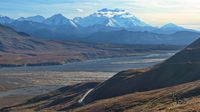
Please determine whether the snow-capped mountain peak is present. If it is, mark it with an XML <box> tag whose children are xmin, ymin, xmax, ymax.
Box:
<box><xmin>74</xmin><ymin>8</ymin><xmax>149</xmax><ymax>28</ymax></box>
<box><xmin>44</xmin><ymin>14</ymin><xmax>68</xmax><ymax>25</ymax></box>
<box><xmin>44</xmin><ymin>14</ymin><xmax>78</xmax><ymax>27</ymax></box>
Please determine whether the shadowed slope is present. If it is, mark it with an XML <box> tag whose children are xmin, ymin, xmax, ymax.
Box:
<box><xmin>82</xmin><ymin>37</ymin><xmax>200</xmax><ymax>104</ymax></box>
<box><xmin>0</xmin><ymin>82</ymin><xmax>99</xmax><ymax>111</ymax></box>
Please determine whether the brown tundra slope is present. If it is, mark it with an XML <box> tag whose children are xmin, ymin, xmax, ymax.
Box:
<box><xmin>73</xmin><ymin>81</ymin><xmax>200</xmax><ymax>112</ymax></box>
<box><xmin>2</xmin><ymin>81</ymin><xmax>200</xmax><ymax>112</ymax></box>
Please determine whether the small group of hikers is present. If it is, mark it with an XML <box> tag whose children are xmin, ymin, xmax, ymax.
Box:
<box><xmin>172</xmin><ymin>93</ymin><xmax>185</xmax><ymax>104</ymax></box>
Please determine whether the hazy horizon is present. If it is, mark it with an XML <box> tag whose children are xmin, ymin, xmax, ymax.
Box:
<box><xmin>0</xmin><ymin>0</ymin><xmax>200</xmax><ymax>29</ymax></box>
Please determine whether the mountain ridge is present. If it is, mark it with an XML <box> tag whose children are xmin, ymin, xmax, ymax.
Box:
<box><xmin>0</xmin><ymin>8</ymin><xmax>198</xmax><ymax>45</ymax></box>
<box><xmin>83</xmin><ymin>30</ymin><xmax>200</xmax><ymax>45</ymax></box>
<box><xmin>17</xmin><ymin>15</ymin><xmax>45</xmax><ymax>23</ymax></box>
<box><xmin>0</xmin><ymin>8</ymin><xmax>193</xmax><ymax>33</ymax></box>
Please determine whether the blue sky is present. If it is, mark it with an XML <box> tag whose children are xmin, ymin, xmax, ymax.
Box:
<box><xmin>0</xmin><ymin>0</ymin><xmax>200</xmax><ymax>29</ymax></box>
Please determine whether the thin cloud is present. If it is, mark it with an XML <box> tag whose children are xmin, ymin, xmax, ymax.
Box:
<box><xmin>76</xmin><ymin>8</ymin><xmax>83</xmax><ymax>12</ymax></box>
<box><xmin>0</xmin><ymin>0</ymin><xmax>200</xmax><ymax>29</ymax></box>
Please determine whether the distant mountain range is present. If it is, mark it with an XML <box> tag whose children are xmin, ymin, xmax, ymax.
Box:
<box><xmin>0</xmin><ymin>8</ymin><xmax>199</xmax><ymax>45</ymax></box>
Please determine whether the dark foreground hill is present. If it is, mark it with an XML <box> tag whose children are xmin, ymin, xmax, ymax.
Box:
<box><xmin>2</xmin><ymin>78</ymin><xmax>200</xmax><ymax>111</ymax></box>
<box><xmin>81</xmin><ymin>37</ymin><xmax>200</xmax><ymax>104</ymax></box>
<box><xmin>0</xmin><ymin>24</ymin><xmax>181</xmax><ymax>67</ymax></box>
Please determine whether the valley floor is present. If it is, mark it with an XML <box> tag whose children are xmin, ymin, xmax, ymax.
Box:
<box><xmin>0</xmin><ymin>51</ymin><xmax>176</xmax><ymax>110</ymax></box>
<box><xmin>0</xmin><ymin>71</ymin><xmax>114</xmax><ymax>108</ymax></box>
